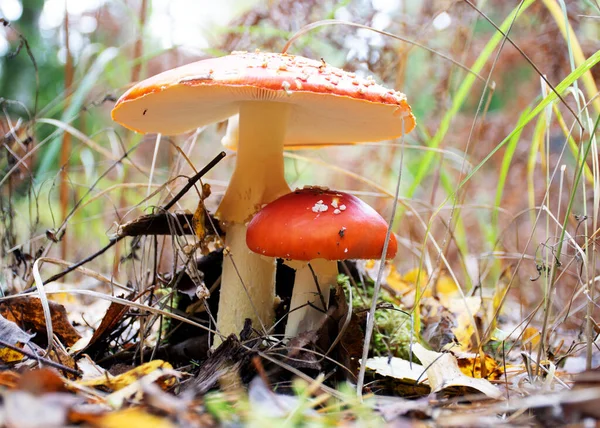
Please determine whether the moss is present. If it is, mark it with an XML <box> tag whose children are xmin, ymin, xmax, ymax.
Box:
<box><xmin>339</xmin><ymin>274</ymin><xmax>414</xmax><ymax>360</ymax></box>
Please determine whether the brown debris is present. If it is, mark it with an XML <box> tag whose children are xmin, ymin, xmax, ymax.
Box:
<box><xmin>0</xmin><ymin>296</ymin><xmax>81</xmax><ymax>347</ymax></box>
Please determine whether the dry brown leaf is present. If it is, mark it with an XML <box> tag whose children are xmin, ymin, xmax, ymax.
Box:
<box><xmin>0</xmin><ymin>296</ymin><xmax>81</xmax><ymax>347</ymax></box>
<box><xmin>75</xmin><ymin>299</ymin><xmax>129</xmax><ymax>357</ymax></box>
<box><xmin>0</xmin><ymin>371</ymin><xmax>21</xmax><ymax>389</ymax></box>
<box><xmin>17</xmin><ymin>367</ymin><xmax>68</xmax><ymax>395</ymax></box>
<box><xmin>412</xmin><ymin>343</ymin><xmax>502</xmax><ymax>399</ymax></box>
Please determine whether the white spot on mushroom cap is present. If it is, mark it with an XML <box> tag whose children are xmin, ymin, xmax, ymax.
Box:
<box><xmin>339</xmin><ymin>204</ymin><xmax>347</xmax><ymax>211</ymax></box>
<box><xmin>281</xmin><ymin>81</ymin><xmax>292</xmax><ymax>96</ymax></box>
<box><xmin>312</xmin><ymin>200</ymin><xmax>328</xmax><ymax>213</ymax></box>
<box><xmin>333</xmin><ymin>209</ymin><xmax>341</xmax><ymax>214</ymax></box>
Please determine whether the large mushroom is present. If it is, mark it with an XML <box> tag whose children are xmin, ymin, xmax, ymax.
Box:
<box><xmin>111</xmin><ymin>51</ymin><xmax>415</xmax><ymax>342</ymax></box>
<box><xmin>247</xmin><ymin>186</ymin><xmax>397</xmax><ymax>337</ymax></box>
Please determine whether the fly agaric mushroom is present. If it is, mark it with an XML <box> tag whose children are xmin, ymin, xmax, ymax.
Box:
<box><xmin>111</xmin><ymin>51</ymin><xmax>415</xmax><ymax>342</ymax></box>
<box><xmin>246</xmin><ymin>186</ymin><xmax>398</xmax><ymax>337</ymax></box>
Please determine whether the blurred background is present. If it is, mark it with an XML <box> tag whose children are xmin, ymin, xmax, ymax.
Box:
<box><xmin>0</xmin><ymin>0</ymin><xmax>599</xmax><ymax>351</ymax></box>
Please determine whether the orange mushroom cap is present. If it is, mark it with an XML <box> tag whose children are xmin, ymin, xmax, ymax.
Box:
<box><xmin>111</xmin><ymin>51</ymin><xmax>415</xmax><ymax>143</ymax></box>
<box><xmin>246</xmin><ymin>187</ymin><xmax>398</xmax><ymax>261</ymax></box>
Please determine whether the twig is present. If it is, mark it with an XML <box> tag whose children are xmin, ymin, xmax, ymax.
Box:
<box><xmin>162</xmin><ymin>151</ymin><xmax>226</xmax><ymax>211</ymax></box>
<box><xmin>38</xmin><ymin>151</ymin><xmax>226</xmax><ymax>286</ymax></box>
<box><xmin>356</xmin><ymin>119</ymin><xmax>406</xmax><ymax>396</ymax></box>
<box><xmin>0</xmin><ymin>338</ymin><xmax>81</xmax><ymax>377</ymax></box>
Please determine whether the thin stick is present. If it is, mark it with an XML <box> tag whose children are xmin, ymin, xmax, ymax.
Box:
<box><xmin>356</xmin><ymin>120</ymin><xmax>405</xmax><ymax>396</ymax></box>
<box><xmin>0</xmin><ymin>339</ymin><xmax>81</xmax><ymax>377</ymax></box>
<box><xmin>39</xmin><ymin>151</ymin><xmax>226</xmax><ymax>285</ymax></box>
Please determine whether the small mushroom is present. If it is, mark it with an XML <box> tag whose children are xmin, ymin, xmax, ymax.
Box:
<box><xmin>246</xmin><ymin>186</ymin><xmax>398</xmax><ymax>337</ymax></box>
<box><xmin>111</xmin><ymin>51</ymin><xmax>414</xmax><ymax>343</ymax></box>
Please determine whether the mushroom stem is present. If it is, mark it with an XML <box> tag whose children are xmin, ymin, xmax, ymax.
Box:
<box><xmin>285</xmin><ymin>258</ymin><xmax>337</xmax><ymax>337</ymax></box>
<box><xmin>216</xmin><ymin>101</ymin><xmax>292</xmax><ymax>343</ymax></box>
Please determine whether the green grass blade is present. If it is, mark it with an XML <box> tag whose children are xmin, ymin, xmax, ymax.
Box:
<box><xmin>404</xmin><ymin>0</ymin><xmax>535</xmax><ymax>202</ymax></box>
<box><xmin>37</xmin><ymin>47</ymin><xmax>119</xmax><ymax>177</ymax></box>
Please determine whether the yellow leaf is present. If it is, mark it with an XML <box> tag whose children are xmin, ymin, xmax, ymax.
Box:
<box><xmin>436</xmin><ymin>275</ymin><xmax>459</xmax><ymax>296</ymax></box>
<box><xmin>80</xmin><ymin>360</ymin><xmax>174</xmax><ymax>391</ymax></box>
<box><xmin>448</xmin><ymin>296</ymin><xmax>481</xmax><ymax>352</ymax></box>
<box><xmin>95</xmin><ymin>408</ymin><xmax>174</xmax><ymax>428</ymax></box>
<box><xmin>386</xmin><ymin>265</ymin><xmax>411</xmax><ymax>293</ymax></box>
<box><xmin>521</xmin><ymin>326</ymin><xmax>540</xmax><ymax>349</ymax></box>
<box><xmin>403</xmin><ymin>268</ymin><xmax>428</xmax><ymax>285</ymax></box>
<box><xmin>0</xmin><ymin>344</ymin><xmax>24</xmax><ymax>363</ymax></box>
<box><xmin>456</xmin><ymin>353</ymin><xmax>503</xmax><ymax>380</ymax></box>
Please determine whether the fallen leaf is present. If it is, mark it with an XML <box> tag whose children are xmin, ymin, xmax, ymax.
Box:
<box><xmin>0</xmin><ymin>313</ymin><xmax>34</xmax><ymax>362</ymax></box>
<box><xmin>402</xmin><ymin>268</ymin><xmax>428</xmax><ymax>287</ymax></box>
<box><xmin>4</xmin><ymin>391</ymin><xmax>78</xmax><ymax>428</ymax></box>
<box><xmin>455</xmin><ymin>352</ymin><xmax>503</xmax><ymax>380</ymax></box>
<box><xmin>79</xmin><ymin>360</ymin><xmax>175</xmax><ymax>391</ymax></box>
<box><xmin>0</xmin><ymin>345</ymin><xmax>25</xmax><ymax>363</ymax></box>
<box><xmin>92</xmin><ymin>408</ymin><xmax>174</xmax><ymax>428</ymax></box>
<box><xmin>386</xmin><ymin>264</ymin><xmax>412</xmax><ymax>294</ymax></box>
<box><xmin>447</xmin><ymin>296</ymin><xmax>481</xmax><ymax>352</ymax></box>
<box><xmin>75</xmin><ymin>299</ymin><xmax>129</xmax><ymax>357</ymax></box>
<box><xmin>0</xmin><ymin>296</ymin><xmax>81</xmax><ymax>347</ymax></box>
<box><xmin>47</xmin><ymin>347</ymin><xmax>79</xmax><ymax>380</ymax></box>
<box><xmin>0</xmin><ymin>371</ymin><xmax>21</xmax><ymax>389</ymax></box>
<box><xmin>521</xmin><ymin>326</ymin><xmax>541</xmax><ymax>350</ymax></box>
<box><xmin>365</xmin><ymin>356</ymin><xmax>428</xmax><ymax>383</ymax></box>
<box><xmin>104</xmin><ymin>363</ymin><xmax>180</xmax><ymax>410</ymax></box>
<box><xmin>435</xmin><ymin>275</ymin><xmax>459</xmax><ymax>296</ymax></box>
<box><xmin>17</xmin><ymin>368</ymin><xmax>68</xmax><ymax>395</ymax></box>
<box><xmin>0</xmin><ymin>313</ymin><xmax>34</xmax><ymax>345</ymax></box>
<box><xmin>412</xmin><ymin>343</ymin><xmax>502</xmax><ymax>399</ymax></box>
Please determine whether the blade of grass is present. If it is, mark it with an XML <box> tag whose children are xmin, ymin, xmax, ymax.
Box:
<box><xmin>59</xmin><ymin>6</ymin><xmax>74</xmax><ymax>263</ymax></box>
<box><xmin>542</xmin><ymin>0</ymin><xmax>600</xmax><ymax>115</ymax></box>
<box><xmin>37</xmin><ymin>47</ymin><xmax>119</xmax><ymax>177</ymax></box>
<box><xmin>404</xmin><ymin>0</ymin><xmax>535</xmax><ymax>205</ymax></box>
<box><xmin>527</xmin><ymin>114</ymin><xmax>548</xmax><ymax>227</ymax></box>
<box><xmin>536</xmin><ymin>115</ymin><xmax>599</xmax><ymax>373</ymax></box>
<box><xmin>552</xmin><ymin>102</ymin><xmax>594</xmax><ymax>183</ymax></box>
<box><xmin>492</xmin><ymin>106</ymin><xmax>532</xmax><ymax>237</ymax></box>
<box><xmin>456</xmin><ymin>49</ymin><xmax>600</xmax><ymax>192</ymax></box>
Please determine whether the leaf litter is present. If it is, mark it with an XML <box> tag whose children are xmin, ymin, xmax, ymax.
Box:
<box><xmin>2</xmin><ymin>2</ymin><xmax>600</xmax><ymax>426</ymax></box>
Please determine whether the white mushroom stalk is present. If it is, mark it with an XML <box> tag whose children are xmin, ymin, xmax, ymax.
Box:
<box><xmin>110</xmin><ymin>50</ymin><xmax>415</xmax><ymax>345</ymax></box>
<box><xmin>215</xmin><ymin>101</ymin><xmax>291</xmax><ymax>342</ymax></box>
<box><xmin>285</xmin><ymin>259</ymin><xmax>338</xmax><ymax>337</ymax></box>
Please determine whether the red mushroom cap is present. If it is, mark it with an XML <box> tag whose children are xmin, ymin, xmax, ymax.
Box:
<box><xmin>111</xmin><ymin>51</ymin><xmax>415</xmax><ymax>142</ymax></box>
<box><xmin>246</xmin><ymin>187</ymin><xmax>398</xmax><ymax>261</ymax></box>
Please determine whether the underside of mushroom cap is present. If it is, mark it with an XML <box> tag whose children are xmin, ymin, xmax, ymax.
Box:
<box><xmin>246</xmin><ymin>186</ymin><xmax>398</xmax><ymax>261</ymax></box>
<box><xmin>111</xmin><ymin>51</ymin><xmax>416</xmax><ymax>143</ymax></box>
